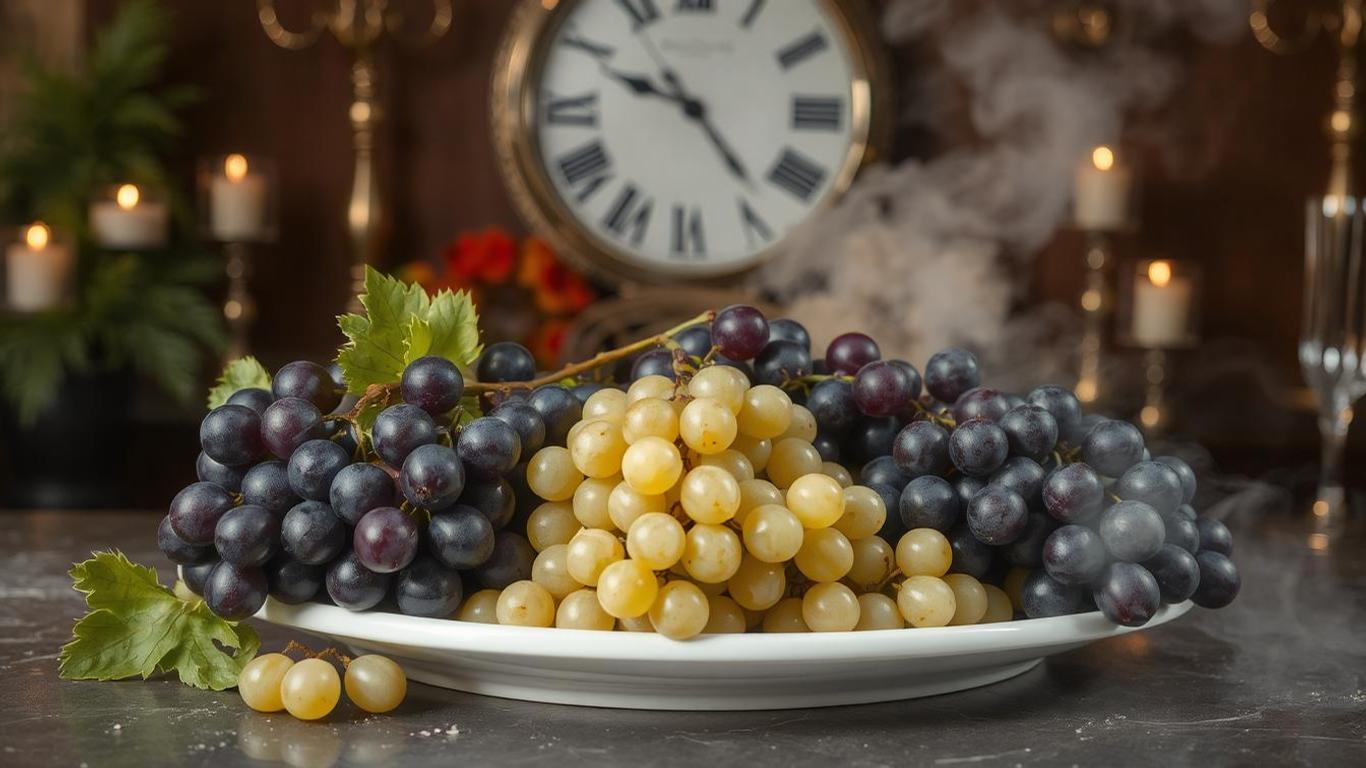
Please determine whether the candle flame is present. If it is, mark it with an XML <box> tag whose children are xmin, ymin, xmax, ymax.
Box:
<box><xmin>116</xmin><ymin>184</ymin><xmax>140</xmax><ymax>210</ymax></box>
<box><xmin>225</xmin><ymin>153</ymin><xmax>249</xmax><ymax>182</ymax></box>
<box><xmin>1147</xmin><ymin>260</ymin><xmax>1173</xmax><ymax>288</ymax></box>
<box><xmin>24</xmin><ymin>222</ymin><xmax>50</xmax><ymax>251</ymax></box>
<box><xmin>1091</xmin><ymin>145</ymin><xmax>1115</xmax><ymax>171</ymax></box>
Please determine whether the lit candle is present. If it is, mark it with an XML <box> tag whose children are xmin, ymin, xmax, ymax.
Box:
<box><xmin>210</xmin><ymin>154</ymin><xmax>268</xmax><ymax>241</ymax></box>
<box><xmin>90</xmin><ymin>183</ymin><xmax>169</xmax><ymax>249</ymax></box>
<box><xmin>5</xmin><ymin>223</ymin><xmax>73</xmax><ymax>311</ymax></box>
<box><xmin>1074</xmin><ymin>145</ymin><xmax>1132</xmax><ymax>231</ymax></box>
<box><xmin>1130</xmin><ymin>260</ymin><xmax>1193</xmax><ymax>348</ymax></box>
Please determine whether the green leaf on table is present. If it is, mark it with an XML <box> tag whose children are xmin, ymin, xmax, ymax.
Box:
<box><xmin>206</xmin><ymin>356</ymin><xmax>272</xmax><ymax>410</ymax></box>
<box><xmin>336</xmin><ymin>267</ymin><xmax>482</xmax><ymax>394</ymax></box>
<box><xmin>58</xmin><ymin>551</ymin><xmax>259</xmax><ymax>691</ymax></box>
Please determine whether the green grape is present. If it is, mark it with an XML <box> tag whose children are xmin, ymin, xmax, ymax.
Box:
<box><xmin>344</xmin><ymin>655</ymin><xmax>407</xmax><ymax>714</ymax></box>
<box><xmin>731</xmin><ymin>434</ymin><xmax>772</xmax><ymax>473</ymax></box>
<box><xmin>626</xmin><ymin>374</ymin><xmax>675</xmax><ymax>403</ymax></box>
<box><xmin>456</xmin><ymin>588</ymin><xmax>501</xmax><ymax>623</ymax></box>
<box><xmin>767</xmin><ymin>438</ymin><xmax>822</xmax><ymax>488</ymax></box>
<box><xmin>896</xmin><ymin>528</ymin><xmax>953</xmax><ymax>578</ymax></box>
<box><xmin>280</xmin><ymin>658</ymin><xmax>341</xmax><ymax>721</ymax></box>
<box><xmin>727</xmin><ymin>555</ymin><xmax>786</xmax><ymax>611</ymax></box>
<box><xmin>649</xmin><ymin>580</ymin><xmax>711</xmax><ymax>639</ymax></box>
<box><xmin>982</xmin><ymin>584</ymin><xmax>1014</xmax><ymax>623</ymax></box>
<box><xmin>596</xmin><ymin>559</ymin><xmax>659</xmax><ymax>618</ymax></box>
<box><xmin>620</xmin><ymin>436</ymin><xmax>684</xmax><ymax>495</ymax></box>
<box><xmin>780</xmin><ymin>404</ymin><xmax>818</xmax><ymax>442</ymax></box>
<box><xmin>532</xmin><ymin>544</ymin><xmax>582</xmax><ymax>599</ymax></box>
<box><xmin>833</xmin><ymin>486</ymin><xmax>887</xmax><ymax>539</ymax></box>
<box><xmin>697</xmin><ymin>449</ymin><xmax>755</xmax><ymax>481</ymax></box>
<box><xmin>626</xmin><ymin>512</ymin><xmax>687</xmax><ymax>570</ymax></box>
<box><xmin>680</xmin><ymin>397</ymin><xmax>738</xmax><ymax>455</ymax></box>
<box><xmin>702</xmin><ymin>595</ymin><xmax>747</xmax><ymax>634</ymax></box>
<box><xmin>822</xmin><ymin>461</ymin><xmax>853</xmax><ymax>488</ymax></box>
<box><xmin>846</xmin><ymin>535</ymin><xmax>895</xmax><ymax>589</ymax></box>
<box><xmin>786</xmin><ymin>473</ymin><xmax>845</xmax><ymax>529</ymax></box>
<box><xmin>944</xmin><ymin>573</ymin><xmax>989</xmax><ymax>626</ymax></box>
<box><xmin>897</xmin><ymin>575</ymin><xmax>957</xmax><ymax>628</ymax></box>
<box><xmin>736</xmin><ymin>384</ymin><xmax>792</xmax><ymax>439</ymax></box>
<box><xmin>794</xmin><ymin>527</ymin><xmax>853</xmax><ymax>582</ymax></box>
<box><xmin>582</xmin><ymin>388</ymin><xmax>628</xmax><ymax>425</ymax></box>
<box><xmin>527</xmin><ymin>446</ymin><xmax>583</xmax><ymax>502</ymax></box>
<box><xmin>526</xmin><ymin>501</ymin><xmax>581</xmax><ymax>552</ymax></box>
<box><xmin>762</xmin><ymin>597</ymin><xmax>809</xmax><ymax>633</ymax></box>
<box><xmin>622</xmin><ymin>397</ymin><xmax>680</xmax><ymax>443</ymax></box>
<box><xmin>238</xmin><ymin>653</ymin><xmax>293</xmax><ymax>713</ymax></box>
<box><xmin>566</xmin><ymin>528</ymin><xmax>625</xmax><ymax>587</ymax></box>
<box><xmin>682</xmin><ymin>523</ymin><xmax>743</xmax><ymax>583</ymax></box>
<box><xmin>855</xmin><ymin>593</ymin><xmax>905</xmax><ymax>630</ymax></box>
<box><xmin>496</xmin><ymin>580</ymin><xmax>556</xmax><ymax>627</ymax></box>
<box><xmin>680</xmin><ymin>466</ymin><xmax>742</xmax><ymax>524</ymax></box>
<box><xmin>572</xmin><ymin>476</ymin><xmax>618</xmax><ymax>530</ymax></box>
<box><xmin>556</xmin><ymin>588</ymin><xmax>617</xmax><ymax>630</ymax></box>
<box><xmin>688</xmin><ymin>366</ymin><xmax>747</xmax><ymax>413</ymax></box>
<box><xmin>801</xmin><ymin>582</ymin><xmax>861</xmax><ymax>632</ymax></box>
<box><xmin>741</xmin><ymin>504</ymin><xmax>804</xmax><ymax>563</ymax></box>
<box><xmin>735</xmin><ymin>478</ymin><xmax>784</xmax><ymax>525</ymax></box>
<box><xmin>570</xmin><ymin>420</ymin><xmax>628</xmax><ymax>478</ymax></box>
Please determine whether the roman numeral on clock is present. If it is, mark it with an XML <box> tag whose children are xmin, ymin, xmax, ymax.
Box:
<box><xmin>671</xmin><ymin>205</ymin><xmax>706</xmax><ymax>258</ymax></box>
<box><xmin>792</xmin><ymin>96</ymin><xmax>841</xmax><ymax>131</ymax></box>
<box><xmin>738</xmin><ymin>199</ymin><xmax>772</xmax><ymax>248</ymax></box>
<box><xmin>558</xmin><ymin>141</ymin><xmax>613</xmax><ymax>203</ymax></box>
<box><xmin>615</xmin><ymin>0</ymin><xmax>661</xmax><ymax>28</ymax></box>
<box><xmin>603</xmin><ymin>183</ymin><xmax>654</xmax><ymax>246</ymax></box>
<box><xmin>561</xmin><ymin>25</ymin><xmax>614</xmax><ymax>60</ymax></box>
<box><xmin>766</xmin><ymin>148</ymin><xmax>826</xmax><ymax>202</ymax></box>
<box><xmin>776</xmin><ymin>31</ymin><xmax>827</xmax><ymax>70</ymax></box>
<box><xmin>740</xmin><ymin>0</ymin><xmax>766</xmax><ymax>28</ymax></box>
<box><xmin>675</xmin><ymin>0</ymin><xmax>713</xmax><ymax>11</ymax></box>
<box><xmin>545</xmin><ymin>92</ymin><xmax>599</xmax><ymax>127</ymax></box>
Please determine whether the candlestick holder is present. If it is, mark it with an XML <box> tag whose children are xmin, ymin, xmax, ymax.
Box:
<box><xmin>198</xmin><ymin>154</ymin><xmax>278</xmax><ymax>361</ymax></box>
<box><xmin>256</xmin><ymin>0</ymin><xmax>453</xmax><ymax>312</ymax></box>
<box><xmin>1074</xmin><ymin>231</ymin><xmax>1113</xmax><ymax>405</ymax></box>
<box><xmin>1117</xmin><ymin>258</ymin><xmax>1201</xmax><ymax>436</ymax></box>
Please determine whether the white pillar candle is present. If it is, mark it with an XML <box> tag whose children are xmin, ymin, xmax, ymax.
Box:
<box><xmin>210</xmin><ymin>154</ymin><xmax>268</xmax><ymax>241</ymax></box>
<box><xmin>1074</xmin><ymin>145</ymin><xmax>1132</xmax><ymax>231</ymax></box>
<box><xmin>1130</xmin><ymin>260</ymin><xmax>1193</xmax><ymax>348</ymax></box>
<box><xmin>90</xmin><ymin>184</ymin><xmax>168</xmax><ymax>249</ymax></box>
<box><xmin>5</xmin><ymin>223</ymin><xmax>72</xmax><ymax>311</ymax></box>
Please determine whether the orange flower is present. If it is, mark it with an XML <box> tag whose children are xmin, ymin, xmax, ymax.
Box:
<box><xmin>397</xmin><ymin>261</ymin><xmax>439</xmax><ymax>291</ymax></box>
<box><xmin>519</xmin><ymin>236</ymin><xmax>596</xmax><ymax>315</ymax></box>
<box><xmin>527</xmin><ymin>317</ymin><xmax>571</xmax><ymax>367</ymax></box>
<box><xmin>446</xmin><ymin>228</ymin><xmax>516</xmax><ymax>284</ymax></box>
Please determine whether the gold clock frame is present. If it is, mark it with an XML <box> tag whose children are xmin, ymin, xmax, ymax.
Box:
<box><xmin>490</xmin><ymin>0</ymin><xmax>891</xmax><ymax>286</ymax></box>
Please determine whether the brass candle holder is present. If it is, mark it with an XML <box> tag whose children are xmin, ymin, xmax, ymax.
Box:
<box><xmin>198</xmin><ymin>153</ymin><xmax>278</xmax><ymax>363</ymax></box>
<box><xmin>256</xmin><ymin>0</ymin><xmax>453</xmax><ymax>312</ymax></box>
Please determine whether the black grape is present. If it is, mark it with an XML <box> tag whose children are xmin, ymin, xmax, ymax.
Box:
<box><xmin>353</xmin><ymin>507</ymin><xmax>419</xmax><ymax>573</ymax></box>
<box><xmin>477</xmin><ymin>341</ymin><xmax>537</xmax><ymax>382</ymax></box>
<box><xmin>266</xmin><ymin>556</ymin><xmax>323</xmax><ymax>604</ymax></box>
<box><xmin>1042</xmin><ymin>462</ymin><xmax>1104</xmax><ymax>523</ymax></box>
<box><xmin>711</xmin><ymin>304</ymin><xmax>769</xmax><ymax>360</ymax></box>
<box><xmin>570</xmin><ymin>382</ymin><xmax>608</xmax><ymax>404</ymax></box>
<box><xmin>326</xmin><ymin>550</ymin><xmax>391</xmax><ymax>611</ymax></box>
<box><xmin>966</xmin><ymin>486</ymin><xmax>1028</xmax><ymax>545</ymax></box>
<box><xmin>329</xmin><ymin>462</ymin><xmax>396</xmax><ymax>526</ymax></box>
<box><xmin>400</xmin><ymin>444</ymin><xmax>466</xmax><ymax>511</ymax></box>
<box><xmin>892</xmin><ymin>421</ymin><xmax>951</xmax><ymax>478</ymax></box>
<box><xmin>812</xmin><ymin>431</ymin><xmax>841</xmax><ymax>462</ymax></box>
<box><xmin>168</xmin><ymin>481</ymin><xmax>236</xmax><ymax>545</ymax></box>
<box><xmin>287</xmin><ymin>438</ymin><xmax>351</xmax><ymax>501</ymax></box>
<box><xmin>887</xmin><ymin>359</ymin><xmax>922</xmax><ymax>401</ymax></box>
<box><xmin>428</xmin><ymin>504</ymin><xmax>497</xmax><ymax>569</ymax></box>
<box><xmin>843</xmin><ymin>416</ymin><xmax>900</xmax><ymax>467</ymax></box>
<box><xmin>923</xmin><ymin>347</ymin><xmax>980</xmax><ymax>403</ymax></box>
<box><xmin>1143</xmin><ymin>545</ymin><xmax>1201</xmax><ymax>603</ymax></box>
<box><xmin>867</xmin><ymin>483</ymin><xmax>906</xmax><ymax>543</ymax></box>
<box><xmin>1116</xmin><ymin>461</ymin><xmax>1184</xmax><ymax>516</ymax></box>
<box><xmin>948</xmin><ymin>418</ymin><xmax>1008</xmax><ymax>478</ymax></box>
<box><xmin>998</xmin><ymin>404</ymin><xmax>1058</xmax><ymax>461</ymax></box>
<box><xmin>474</xmin><ymin>532</ymin><xmax>535</xmax><ymax>589</ymax></box>
<box><xmin>946</xmin><ymin>522</ymin><xmax>993</xmax><ymax>579</ymax></box>
<box><xmin>281</xmin><ymin>500</ymin><xmax>347</xmax><ymax>565</ymax></box>
<box><xmin>273</xmin><ymin>360</ymin><xmax>342</xmax><ymax>413</ymax></box>
<box><xmin>860</xmin><ymin>455</ymin><xmax>909</xmax><ymax>490</ymax></box>
<box><xmin>989</xmin><ymin>456</ymin><xmax>1046</xmax><ymax>511</ymax></box>
<box><xmin>457</xmin><ymin>479</ymin><xmax>516</xmax><ymax>531</ymax></box>
<box><xmin>1195</xmin><ymin>517</ymin><xmax>1233</xmax><ymax>555</ymax></box>
<box><xmin>1092</xmin><ymin>562</ymin><xmax>1160</xmax><ymax>626</ymax></box>
<box><xmin>1020</xmin><ymin>569</ymin><xmax>1086</xmax><ymax>618</ymax></box>
<box><xmin>1191</xmin><ymin>551</ymin><xmax>1240</xmax><ymax>608</ymax></box>
<box><xmin>395</xmin><ymin>555</ymin><xmax>464</xmax><ymax>617</ymax></box>
<box><xmin>753</xmin><ymin>340</ymin><xmax>812</xmax><ymax>387</ymax></box>
<box><xmin>203</xmin><ymin>562</ymin><xmax>268</xmax><ymax>621</ymax></box>
<box><xmin>158</xmin><ymin>516</ymin><xmax>213</xmax><ymax>564</ymax></box>
<box><xmin>261</xmin><ymin>397</ymin><xmax>324</xmax><ymax>460</ymax></box>
<box><xmin>181</xmin><ymin>560</ymin><xmax>218</xmax><ymax>595</ymax></box>
<box><xmin>401</xmin><ymin>355</ymin><xmax>465</xmax><ymax>416</ymax></box>
<box><xmin>200</xmin><ymin>404</ymin><xmax>264</xmax><ymax>467</ymax></box>
<box><xmin>1097</xmin><ymin>500</ymin><xmax>1166</xmax><ymax>562</ymax></box>
<box><xmin>766</xmin><ymin>318</ymin><xmax>810</xmax><ymax>350</ymax></box>
<box><xmin>1154</xmin><ymin>455</ymin><xmax>1198</xmax><ymax>504</ymax></box>
<box><xmin>226</xmin><ymin>387</ymin><xmax>273</xmax><ymax>415</ymax></box>
<box><xmin>490</xmin><ymin>401</ymin><xmax>547</xmax><ymax>456</ymax></box>
<box><xmin>673</xmin><ymin>325</ymin><xmax>713</xmax><ymax>358</ymax></box>
<box><xmin>1003</xmin><ymin>512</ymin><xmax>1056</xmax><ymax>567</ymax></box>
<box><xmin>852</xmin><ymin>360</ymin><xmax>913</xmax><ymax>417</ymax></box>
<box><xmin>528</xmin><ymin>385</ymin><xmax>582</xmax><ymax>446</ymax></box>
<box><xmin>371</xmin><ymin>404</ymin><xmax>437</xmax><ymax>468</ymax></box>
<box><xmin>630</xmin><ymin>348</ymin><xmax>677</xmax><ymax>381</ymax></box>
<box><xmin>1164</xmin><ymin>514</ymin><xmax>1201</xmax><ymax>555</ymax></box>
<box><xmin>213</xmin><ymin>504</ymin><xmax>280</xmax><ymax>567</ymax></box>
<box><xmin>1042</xmin><ymin>524</ymin><xmax>1108</xmax><ymax>585</ymax></box>
<box><xmin>951</xmin><ymin>387</ymin><xmax>1011</xmax><ymax>424</ymax></box>
<box><xmin>899</xmin><ymin>475</ymin><xmax>960</xmax><ymax>532</ymax></box>
<box><xmin>824</xmin><ymin>332</ymin><xmax>880</xmax><ymax>374</ymax></box>
<box><xmin>1026</xmin><ymin>385</ymin><xmax>1083</xmax><ymax>443</ymax></box>
<box><xmin>806</xmin><ymin>379</ymin><xmax>857</xmax><ymax>435</ymax></box>
<box><xmin>954</xmin><ymin>475</ymin><xmax>987</xmax><ymax>508</ymax></box>
<box><xmin>241</xmin><ymin>460</ymin><xmax>300</xmax><ymax>513</ymax></box>
<box><xmin>457</xmin><ymin>417</ymin><xmax>522</xmax><ymax>481</ymax></box>
<box><xmin>196</xmin><ymin>452</ymin><xmax>246</xmax><ymax>493</ymax></box>
<box><xmin>1081</xmin><ymin>419</ymin><xmax>1145</xmax><ymax>478</ymax></box>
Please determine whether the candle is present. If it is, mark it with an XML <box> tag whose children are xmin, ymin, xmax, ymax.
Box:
<box><xmin>5</xmin><ymin>223</ymin><xmax>73</xmax><ymax>311</ymax></box>
<box><xmin>90</xmin><ymin>183</ymin><xmax>168</xmax><ymax>249</ymax></box>
<box><xmin>210</xmin><ymin>154</ymin><xmax>268</xmax><ymax>241</ymax></box>
<box><xmin>1130</xmin><ymin>260</ymin><xmax>1193</xmax><ymax>348</ymax></box>
<box><xmin>1074</xmin><ymin>145</ymin><xmax>1132</xmax><ymax>231</ymax></box>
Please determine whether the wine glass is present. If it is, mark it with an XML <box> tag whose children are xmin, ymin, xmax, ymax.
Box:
<box><xmin>1299</xmin><ymin>195</ymin><xmax>1366</xmax><ymax>524</ymax></box>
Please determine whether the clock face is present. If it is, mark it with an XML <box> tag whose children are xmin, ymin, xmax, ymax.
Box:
<box><xmin>528</xmin><ymin>0</ymin><xmax>866</xmax><ymax>279</ymax></box>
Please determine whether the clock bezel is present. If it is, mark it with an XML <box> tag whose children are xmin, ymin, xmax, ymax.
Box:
<box><xmin>490</xmin><ymin>0</ymin><xmax>890</xmax><ymax>286</ymax></box>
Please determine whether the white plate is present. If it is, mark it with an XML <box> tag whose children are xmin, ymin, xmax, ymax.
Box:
<box><xmin>258</xmin><ymin>600</ymin><xmax>1192</xmax><ymax>711</ymax></box>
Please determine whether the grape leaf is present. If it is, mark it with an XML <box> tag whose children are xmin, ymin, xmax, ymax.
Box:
<box><xmin>58</xmin><ymin>551</ymin><xmax>259</xmax><ymax>691</ymax></box>
<box><xmin>206</xmin><ymin>356</ymin><xmax>272</xmax><ymax>410</ymax></box>
<box><xmin>336</xmin><ymin>267</ymin><xmax>483</xmax><ymax>394</ymax></box>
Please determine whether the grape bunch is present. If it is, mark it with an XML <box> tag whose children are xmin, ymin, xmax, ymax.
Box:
<box><xmin>160</xmin><ymin>346</ymin><xmax>560</xmax><ymax>621</ymax></box>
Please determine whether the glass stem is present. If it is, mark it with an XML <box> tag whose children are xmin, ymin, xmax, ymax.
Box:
<box><xmin>1318</xmin><ymin>410</ymin><xmax>1352</xmax><ymax>493</ymax></box>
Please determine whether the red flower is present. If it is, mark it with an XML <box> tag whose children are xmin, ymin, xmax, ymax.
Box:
<box><xmin>446</xmin><ymin>228</ymin><xmax>516</xmax><ymax>285</ymax></box>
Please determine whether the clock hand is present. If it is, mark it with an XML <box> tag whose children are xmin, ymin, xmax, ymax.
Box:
<box><xmin>637</xmin><ymin>38</ymin><xmax>752</xmax><ymax>184</ymax></box>
<box><xmin>598</xmin><ymin>64</ymin><xmax>678</xmax><ymax>101</ymax></box>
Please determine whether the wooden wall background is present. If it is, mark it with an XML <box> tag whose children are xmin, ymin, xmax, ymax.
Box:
<box><xmin>5</xmin><ymin>1</ymin><xmax>1356</xmax><ymax>504</ymax></box>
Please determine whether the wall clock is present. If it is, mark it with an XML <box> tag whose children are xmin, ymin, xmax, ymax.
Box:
<box><xmin>491</xmin><ymin>0</ymin><xmax>889</xmax><ymax>284</ymax></box>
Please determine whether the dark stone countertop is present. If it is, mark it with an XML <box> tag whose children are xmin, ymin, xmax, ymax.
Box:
<box><xmin>1</xmin><ymin>504</ymin><xmax>1363</xmax><ymax>768</ymax></box>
